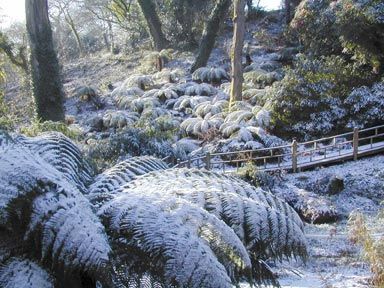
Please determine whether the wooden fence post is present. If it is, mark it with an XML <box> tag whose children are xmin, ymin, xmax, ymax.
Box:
<box><xmin>292</xmin><ymin>139</ymin><xmax>298</xmax><ymax>173</ymax></box>
<box><xmin>353</xmin><ymin>127</ymin><xmax>359</xmax><ymax>161</ymax></box>
<box><xmin>205</xmin><ymin>152</ymin><xmax>211</xmax><ymax>170</ymax></box>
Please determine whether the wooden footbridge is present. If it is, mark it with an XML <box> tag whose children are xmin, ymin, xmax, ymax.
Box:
<box><xmin>171</xmin><ymin>124</ymin><xmax>384</xmax><ymax>173</ymax></box>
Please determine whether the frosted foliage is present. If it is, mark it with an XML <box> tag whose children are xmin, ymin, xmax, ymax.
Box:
<box><xmin>184</xmin><ymin>83</ymin><xmax>217</xmax><ymax>96</ymax></box>
<box><xmin>99</xmin><ymin>193</ymin><xmax>249</xmax><ymax>288</ymax></box>
<box><xmin>192</xmin><ymin>67</ymin><xmax>229</xmax><ymax>83</ymax></box>
<box><xmin>0</xmin><ymin>132</ymin><xmax>306</xmax><ymax>287</ymax></box>
<box><xmin>0</xmin><ymin>133</ymin><xmax>110</xmax><ymax>273</ymax></box>
<box><xmin>173</xmin><ymin>96</ymin><xmax>211</xmax><ymax>112</ymax></box>
<box><xmin>16</xmin><ymin>132</ymin><xmax>94</xmax><ymax>193</ymax></box>
<box><xmin>345</xmin><ymin>82</ymin><xmax>384</xmax><ymax>127</ymax></box>
<box><xmin>193</xmin><ymin>100</ymin><xmax>228</xmax><ymax>118</ymax></box>
<box><xmin>93</xmin><ymin>166</ymin><xmax>306</xmax><ymax>286</ymax></box>
<box><xmin>102</xmin><ymin>110</ymin><xmax>140</xmax><ymax>129</ymax></box>
<box><xmin>122</xmin><ymin>74</ymin><xmax>154</xmax><ymax>90</ymax></box>
<box><xmin>0</xmin><ymin>259</ymin><xmax>54</xmax><ymax>288</ymax></box>
<box><xmin>88</xmin><ymin>156</ymin><xmax>169</xmax><ymax>205</ymax></box>
<box><xmin>180</xmin><ymin>117</ymin><xmax>223</xmax><ymax>137</ymax></box>
<box><xmin>143</xmin><ymin>88</ymin><xmax>179</xmax><ymax>102</ymax></box>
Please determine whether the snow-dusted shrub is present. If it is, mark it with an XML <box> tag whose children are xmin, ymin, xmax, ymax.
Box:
<box><xmin>244</xmin><ymin>70</ymin><xmax>281</xmax><ymax>88</ymax></box>
<box><xmin>185</xmin><ymin>83</ymin><xmax>217</xmax><ymax>96</ymax></box>
<box><xmin>152</xmin><ymin>68</ymin><xmax>185</xmax><ymax>83</ymax></box>
<box><xmin>102</xmin><ymin>110</ymin><xmax>140</xmax><ymax>129</ymax></box>
<box><xmin>291</xmin><ymin>0</ymin><xmax>384</xmax><ymax>71</ymax></box>
<box><xmin>142</xmin><ymin>87</ymin><xmax>179</xmax><ymax>102</ymax></box>
<box><xmin>1</xmin><ymin>132</ymin><xmax>306</xmax><ymax>287</ymax></box>
<box><xmin>344</xmin><ymin>81</ymin><xmax>384</xmax><ymax>128</ymax></box>
<box><xmin>173</xmin><ymin>95</ymin><xmax>211</xmax><ymax>112</ymax></box>
<box><xmin>74</xmin><ymin>85</ymin><xmax>97</xmax><ymax>101</ymax></box>
<box><xmin>180</xmin><ymin>116</ymin><xmax>223</xmax><ymax>138</ymax></box>
<box><xmin>172</xmin><ymin>137</ymin><xmax>201</xmax><ymax>159</ymax></box>
<box><xmin>348</xmin><ymin>211</ymin><xmax>384</xmax><ymax>287</ymax></box>
<box><xmin>290</xmin><ymin>0</ymin><xmax>340</xmax><ymax>57</ymax></box>
<box><xmin>255</xmin><ymin>108</ymin><xmax>271</xmax><ymax>128</ymax></box>
<box><xmin>192</xmin><ymin>67</ymin><xmax>229</xmax><ymax>84</ymax></box>
<box><xmin>193</xmin><ymin>100</ymin><xmax>228</xmax><ymax>118</ymax></box>
<box><xmin>229</xmin><ymin>101</ymin><xmax>253</xmax><ymax>112</ymax></box>
<box><xmin>130</xmin><ymin>96</ymin><xmax>161</xmax><ymax>113</ymax></box>
<box><xmin>113</xmin><ymin>87</ymin><xmax>144</xmax><ymax>109</ymax></box>
<box><xmin>120</xmin><ymin>74</ymin><xmax>154</xmax><ymax>90</ymax></box>
<box><xmin>85</xmin><ymin>128</ymin><xmax>176</xmax><ymax>170</ymax></box>
<box><xmin>140</xmin><ymin>107</ymin><xmax>171</xmax><ymax>121</ymax></box>
<box><xmin>268</xmin><ymin>55</ymin><xmax>372</xmax><ymax>139</ymax></box>
<box><xmin>242</xmin><ymin>88</ymin><xmax>267</xmax><ymax>105</ymax></box>
<box><xmin>244</xmin><ymin>61</ymin><xmax>282</xmax><ymax>73</ymax></box>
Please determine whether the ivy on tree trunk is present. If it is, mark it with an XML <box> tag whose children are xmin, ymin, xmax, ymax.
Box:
<box><xmin>26</xmin><ymin>0</ymin><xmax>65</xmax><ymax>122</ymax></box>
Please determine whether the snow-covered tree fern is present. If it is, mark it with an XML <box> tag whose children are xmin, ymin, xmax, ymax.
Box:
<box><xmin>0</xmin><ymin>131</ymin><xmax>306</xmax><ymax>287</ymax></box>
<box><xmin>16</xmin><ymin>132</ymin><xmax>94</xmax><ymax>193</ymax></box>
<box><xmin>0</xmin><ymin>258</ymin><xmax>54</xmax><ymax>288</ymax></box>
<box><xmin>192</xmin><ymin>67</ymin><xmax>229</xmax><ymax>84</ymax></box>
<box><xmin>102</xmin><ymin>110</ymin><xmax>140</xmax><ymax>129</ymax></box>
<box><xmin>90</xmin><ymin>166</ymin><xmax>306</xmax><ymax>287</ymax></box>
<box><xmin>0</xmin><ymin>132</ymin><xmax>111</xmax><ymax>286</ymax></box>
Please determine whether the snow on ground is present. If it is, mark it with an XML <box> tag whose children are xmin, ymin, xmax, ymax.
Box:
<box><xmin>270</xmin><ymin>155</ymin><xmax>384</xmax><ymax>287</ymax></box>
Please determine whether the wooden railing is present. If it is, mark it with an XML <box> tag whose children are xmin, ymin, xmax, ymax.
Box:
<box><xmin>171</xmin><ymin>124</ymin><xmax>384</xmax><ymax>173</ymax></box>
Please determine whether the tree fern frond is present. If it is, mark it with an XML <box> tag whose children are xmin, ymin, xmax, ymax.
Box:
<box><xmin>124</xmin><ymin>170</ymin><xmax>306</xmax><ymax>261</ymax></box>
<box><xmin>16</xmin><ymin>132</ymin><xmax>94</xmax><ymax>193</ymax></box>
<box><xmin>98</xmin><ymin>192</ymin><xmax>251</xmax><ymax>288</ymax></box>
<box><xmin>88</xmin><ymin>156</ymin><xmax>169</xmax><ymax>205</ymax></box>
<box><xmin>0</xmin><ymin>258</ymin><xmax>54</xmax><ymax>288</ymax></box>
<box><xmin>0</xmin><ymin>138</ymin><xmax>111</xmax><ymax>275</ymax></box>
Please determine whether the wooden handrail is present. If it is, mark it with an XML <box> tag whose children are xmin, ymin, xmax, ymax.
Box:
<box><xmin>172</xmin><ymin>124</ymin><xmax>384</xmax><ymax>172</ymax></box>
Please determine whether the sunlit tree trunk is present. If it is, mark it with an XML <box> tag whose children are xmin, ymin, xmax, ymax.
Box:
<box><xmin>229</xmin><ymin>0</ymin><xmax>246</xmax><ymax>107</ymax></box>
<box><xmin>190</xmin><ymin>0</ymin><xmax>232</xmax><ymax>73</ymax></box>
<box><xmin>26</xmin><ymin>0</ymin><xmax>65</xmax><ymax>121</ymax></box>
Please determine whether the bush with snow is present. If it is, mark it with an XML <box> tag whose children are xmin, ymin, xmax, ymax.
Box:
<box><xmin>102</xmin><ymin>110</ymin><xmax>140</xmax><ymax>129</ymax></box>
<box><xmin>268</xmin><ymin>55</ymin><xmax>373</xmax><ymax>139</ymax></box>
<box><xmin>344</xmin><ymin>81</ymin><xmax>384</xmax><ymax>128</ymax></box>
<box><xmin>192</xmin><ymin>67</ymin><xmax>229</xmax><ymax>84</ymax></box>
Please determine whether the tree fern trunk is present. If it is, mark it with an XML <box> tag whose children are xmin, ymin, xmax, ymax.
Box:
<box><xmin>190</xmin><ymin>0</ymin><xmax>232</xmax><ymax>73</ymax></box>
<box><xmin>229</xmin><ymin>0</ymin><xmax>246</xmax><ymax>106</ymax></box>
<box><xmin>26</xmin><ymin>0</ymin><xmax>65</xmax><ymax>122</ymax></box>
<box><xmin>137</xmin><ymin>0</ymin><xmax>169</xmax><ymax>51</ymax></box>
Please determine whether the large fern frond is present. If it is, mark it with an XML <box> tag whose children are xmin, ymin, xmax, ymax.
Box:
<box><xmin>98</xmin><ymin>192</ymin><xmax>251</xmax><ymax>288</ymax></box>
<box><xmin>88</xmin><ymin>156</ymin><xmax>169</xmax><ymax>206</ymax></box>
<box><xmin>0</xmin><ymin>134</ymin><xmax>111</xmax><ymax>275</ymax></box>
<box><xmin>0</xmin><ymin>258</ymin><xmax>54</xmax><ymax>288</ymax></box>
<box><xmin>123</xmin><ymin>169</ymin><xmax>306</xmax><ymax>260</ymax></box>
<box><xmin>16</xmin><ymin>132</ymin><xmax>94</xmax><ymax>193</ymax></box>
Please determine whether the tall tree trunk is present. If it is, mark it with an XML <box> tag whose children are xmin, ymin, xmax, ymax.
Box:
<box><xmin>190</xmin><ymin>0</ymin><xmax>232</xmax><ymax>73</ymax></box>
<box><xmin>229</xmin><ymin>0</ymin><xmax>246</xmax><ymax>106</ymax></box>
<box><xmin>26</xmin><ymin>0</ymin><xmax>65</xmax><ymax>122</ymax></box>
<box><xmin>137</xmin><ymin>0</ymin><xmax>169</xmax><ymax>51</ymax></box>
<box><xmin>285</xmin><ymin>0</ymin><xmax>291</xmax><ymax>25</ymax></box>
